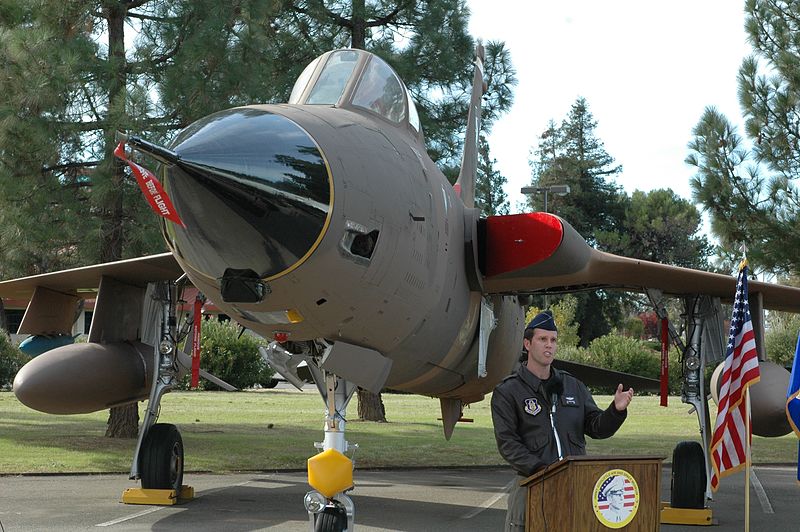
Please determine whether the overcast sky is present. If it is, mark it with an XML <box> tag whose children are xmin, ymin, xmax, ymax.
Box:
<box><xmin>467</xmin><ymin>1</ymin><xmax>751</xmax><ymax>212</ymax></box>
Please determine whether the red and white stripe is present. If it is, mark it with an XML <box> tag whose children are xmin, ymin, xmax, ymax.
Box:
<box><xmin>710</xmin><ymin>267</ymin><xmax>761</xmax><ymax>491</ymax></box>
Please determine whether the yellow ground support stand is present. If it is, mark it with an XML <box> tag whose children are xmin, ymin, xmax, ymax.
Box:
<box><xmin>121</xmin><ymin>485</ymin><xmax>194</xmax><ymax>506</ymax></box>
<box><xmin>660</xmin><ymin>502</ymin><xmax>714</xmax><ymax>525</ymax></box>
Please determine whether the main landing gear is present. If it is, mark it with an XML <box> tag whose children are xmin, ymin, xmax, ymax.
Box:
<box><xmin>122</xmin><ymin>281</ymin><xmax>193</xmax><ymax>505</ymax></box>
<box><xmin>650</xmin><ymin>291</ymin><xmax>717</xmax><ymax>525</ymax></box>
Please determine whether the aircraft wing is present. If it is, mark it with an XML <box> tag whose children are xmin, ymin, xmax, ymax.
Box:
<box><xmin>482</xmin><ymin>213</ymin><xmax>800</xmax><ymax>312</ymax></box>
<box><xmin>0</xmin><ymin>253</ymin><xmax>183</xmax><ymax>300</ymax></box>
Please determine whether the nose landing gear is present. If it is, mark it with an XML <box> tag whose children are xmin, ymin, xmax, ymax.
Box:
<box><xmin>302</xmin><ymin>347</ymin><xmax>358</xmax><ymax>532</ymax></box>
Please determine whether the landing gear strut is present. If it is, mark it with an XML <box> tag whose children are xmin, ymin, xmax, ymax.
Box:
<box><xmin>265</xmin><ymin>340</ymin><xmax>356</xmax><ymax>532</ymax></box>
<box><xmin>263</xmin><ymin>339</ymin><xmax>366</xmax><ymax>530</ymax></box>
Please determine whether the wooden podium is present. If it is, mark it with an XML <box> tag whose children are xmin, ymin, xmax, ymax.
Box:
<box><xmin>520</xmin><ymin>455</ymin><xmax>663</xmax><ymax>531</ymax></box>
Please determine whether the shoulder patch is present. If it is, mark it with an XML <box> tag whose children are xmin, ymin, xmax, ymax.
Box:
<box><xmin>524</xmin><ymin>398</ymin><xmax>542</xmax><ymax>416</ymax></box>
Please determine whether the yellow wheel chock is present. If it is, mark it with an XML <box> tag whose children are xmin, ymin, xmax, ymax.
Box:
<box><xmin>660</xmin><ymin>502</ymin><xmax>714</xmax><ymax>525</ymax></box>
<box><xmin>121</xmin><ymin>485</ymin><xmax>194</xmax><ymax>505</ymax></box>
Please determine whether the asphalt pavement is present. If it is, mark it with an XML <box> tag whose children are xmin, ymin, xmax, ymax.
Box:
<box><xmin>0</xmin><ymin>465</ymin><xmax>798</xmax><ymax>531</ymax></box>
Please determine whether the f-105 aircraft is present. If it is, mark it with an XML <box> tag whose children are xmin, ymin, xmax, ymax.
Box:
<box><xmin>2</xmin><ymin>45</ymin><xmax>799</xmax><ymax>530</ymax></box>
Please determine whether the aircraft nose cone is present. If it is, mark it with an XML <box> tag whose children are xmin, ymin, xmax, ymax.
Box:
<box><xmin>162</xmin><ymin>108</ymin><xmax>332</xmax><ymax>284</ymax></box>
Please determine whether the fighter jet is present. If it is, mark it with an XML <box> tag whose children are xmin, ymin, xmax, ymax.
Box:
<box><xmin>2</xmin><ymin>45</ymin><xmax>800</xmax><ymax>529</ymax></box>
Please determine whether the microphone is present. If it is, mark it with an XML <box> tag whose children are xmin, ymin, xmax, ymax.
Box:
<box><xmin>543</xmin><ymin>369</ymin><xmax>564</xmax><ymax>411</ymax></box>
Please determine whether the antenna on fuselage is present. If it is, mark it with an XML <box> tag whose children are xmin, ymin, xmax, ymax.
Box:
<box><xmin>453</xmin><ymin>42</ymin><xmax>487</xmax><ymax>208</ymax></box>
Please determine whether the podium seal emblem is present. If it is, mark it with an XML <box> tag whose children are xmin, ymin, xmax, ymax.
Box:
<box><xmin>591</xmin><ymin>468</ymin><xmax>639</xmax><ymax>528</ymax></box>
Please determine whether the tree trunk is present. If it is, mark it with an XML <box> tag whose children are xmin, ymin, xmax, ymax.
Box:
<box><xmin>0</xmin><ymin>298</ymin><xmax>8</xmax><ymax>333</ymax></box>
<box><xmin>350</xmin><ymin>0</ymin><xmax>366</xmax><ymax>49</ymax></box>
<box><xmin>101</xmin><ymin>3</ymin><xmax>127</xmax><ymax>264</ymax></box>
<box><xmin>104</xmin><ymin>5</ymin><xmax>138</xmax><ymax>439</ymax></box>
<box><xmin>105</xmin><ymin>403</ymin><xmax>139</xmax><ymax>438</ymax></box>
<box><xmin>357</xmin><ymin>387</ymin><xmax>386</xmax><ymax>422</ymax></box>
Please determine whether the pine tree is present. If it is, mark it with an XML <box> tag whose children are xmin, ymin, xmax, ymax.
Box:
<box><xmin>688</xmin><ymin>0</ymin><xmax>800</xmax><ymax>275</ymax></box>
<box><xmin>597</xmin><ymin>189</ymin><xmax>712</xmax><ymax>270</ymax></box>
<box><xmin>527</xmin><ymin>98</ymin><xmax>626</xmax><ymax>345</ymax></box>
<box><xmin>475</xmin><ymin>134</ymin><xmax>509</xmax><ymax>216</ymax></box>
<box><xmin>529</xmin><ymin>97</ymin><xmax>623</xmax><ymax>243</ymax></box>
<box><xmin>0</xmin><ymin>0</ymin><xmax>306</xmax><ymax>437</ymax></box>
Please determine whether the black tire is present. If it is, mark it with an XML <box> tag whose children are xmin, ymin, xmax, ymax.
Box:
<box><xmin>670</xmin><ymin>440</ymin><xmax>706</xmax><ymax>509</ymax></box>
<box><xmin>314</xmin><ymin>505</ymin><xmax>347</xmax><ymax>532</ymax></box>
<box><xmin>139</xmin><ymin>423</ymin><xmax>184</xmax><ymax>492</ymax></box>
<box><xmin>263</xmin><ymin>378</ymin><xmax>279</xmax><ymax>389</ymax></box>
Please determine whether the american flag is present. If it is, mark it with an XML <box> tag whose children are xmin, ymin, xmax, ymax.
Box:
<box><xmin>710</xmin><ymin>262</ymin><xmax>761</xmax><ymax>491</ymax></box>
<box><xmin>596</xmin><ymin>476</ymin><xmax>636</xmax><ymax>510</ymax></box>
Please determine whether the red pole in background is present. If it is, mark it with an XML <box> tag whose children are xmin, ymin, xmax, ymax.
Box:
<box><xmin>191</xmin><ymin>296</ymin><xmax>202</xmax><ymax>389</ymax></box>
<box><xmin>660</xmin><ymin>317</ymin><xmax>669</xmax><ymax>407</ymax></box>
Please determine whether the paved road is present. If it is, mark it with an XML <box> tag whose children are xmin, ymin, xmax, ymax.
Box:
<box><xmin>0</xmin><ymin>465</ymin><xmax>797</xmax><ymax>531</ymax></box>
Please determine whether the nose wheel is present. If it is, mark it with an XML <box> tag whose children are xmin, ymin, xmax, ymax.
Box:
<box><xmin>314</xmin><ymin>503</ymin><xmax>348</xmax><ymax>532</ymax></box>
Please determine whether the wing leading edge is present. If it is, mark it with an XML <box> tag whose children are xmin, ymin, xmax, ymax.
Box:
<box><xmin>482</xmin><ymin>213</ymin><xmax>800</xmax><ymax>313</ymax></box>
<box><xmin>0</xmin><ymin>253</ymin><xmax>183</xmax><ymax>300</ymax></box>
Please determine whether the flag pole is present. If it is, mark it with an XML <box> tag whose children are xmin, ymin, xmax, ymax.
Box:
<box><xmin>742</xmin><ymin>244</ymin><xmax>751</xmax><ymax>532</ymax></box>
<box><xmin>745</xmin><ymin>389</ymin><xmax>752</xmax><ymax>532</ymax></box>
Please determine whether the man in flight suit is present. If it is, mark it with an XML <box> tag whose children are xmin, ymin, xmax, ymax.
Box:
<box><xmin>491</xmin><ymin>311</ymin><xmax>634</xmax><ymax>531</ymax></box>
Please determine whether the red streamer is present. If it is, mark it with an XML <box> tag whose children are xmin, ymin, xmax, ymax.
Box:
<box><xmin>191</xmin><ymin>296</ymin><xmax>202</xmax><ymax>389</ymax></box>
<box><xmin>660</xmin><ymin>317</ymin><xmax>669</xmax><ymax>407</ymax></box>
<box><xmin>114</xmin><ymin>142</ymin><xmax>185</xmax><ymax>228</ymax></box>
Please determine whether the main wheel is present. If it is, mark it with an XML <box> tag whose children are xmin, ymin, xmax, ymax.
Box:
<box><xmin>314</xmin><ymin>504</ymin><xmax>347</xmax><ymax>532</ymax></box>
<box><xmin>670</xmin><ymin>440</ymin><xmax>706</xmax><ymax>509</ymax></box>
<box><xmin>262</xmin><ymin>378</ymin><xmax>279</xmax><ymax>389</ymax></box>
<box><xmin>139</xmin><ymin>423</ymin><xmax>184</xmax><ymax>492</ymax></box>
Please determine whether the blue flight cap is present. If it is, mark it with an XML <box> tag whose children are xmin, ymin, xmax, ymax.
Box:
<box><xmin>526</xmin><ymin>310</ymin><xmax>557</xmax><ymax>332</ymax></box>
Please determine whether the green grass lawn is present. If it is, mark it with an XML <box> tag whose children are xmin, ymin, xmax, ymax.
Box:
<box><xmin>0</xmin><ymin>390</ymin><xmax>797</xmax><ymax>474</ymax></box>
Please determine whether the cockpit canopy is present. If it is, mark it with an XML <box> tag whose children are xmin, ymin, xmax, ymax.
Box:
<box><xmin>289</xmin><ymin>49</ymin><xmax>421</xmax><ymax>133</ymax></box>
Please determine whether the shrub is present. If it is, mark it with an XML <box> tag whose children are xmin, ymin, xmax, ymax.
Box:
<box><xmin>765</xmin><ymin>312</ymin><xmax>800</xmax><ymax>368</ymax></box>
<box><xmin>0</xmin><ymin>331</ymin><xmax>29</xmax><ymax>389</ymax></box>
<box><xmin>558</xmin><ymin>333</ymin><xmax>714</xmax><ymax>396</ymax></box>
<box><xmin>587</xmin><ymin>334</ymin><xmax>662</xmax><ymax>378</ymax></box>
<box><xmin>181</xmin><ymin>318</ymin><xmax>274</xmax><ymax>390</ymax></box>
